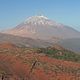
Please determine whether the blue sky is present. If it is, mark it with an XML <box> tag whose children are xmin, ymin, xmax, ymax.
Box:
<box><xmin>0</xmin><ymin>0</ymin><xmax>80</xmax><ymax>31</ymax></box>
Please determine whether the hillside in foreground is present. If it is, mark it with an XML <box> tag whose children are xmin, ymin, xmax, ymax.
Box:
<box><xmin>0</xmin><ymin>43</ymin><xmax>80</xmax><ymax>80</ymax></box>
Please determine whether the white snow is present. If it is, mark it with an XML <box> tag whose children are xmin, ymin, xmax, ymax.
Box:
<box><xmin>24</xmin><ymin>15</ymin><xmax>64</xmax><ymax>28</ymax></box>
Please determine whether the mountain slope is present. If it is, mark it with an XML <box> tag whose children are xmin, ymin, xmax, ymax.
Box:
<box><xmin>59</xmin><ymin>38</ymin><xmax>80</xmax><ymax>53</ymax></box>
<box><xmin>0</xmin><ymin>45</ymin><xmax>80</xmax><ymax>80</ymax></box>
<box><xmin>3</xmin><ymin>15</ymin><xmax>80</xmax><ymax>42</ymax></box>
<box><xmin>0</xmin><ymin>33</ymin><xmax>52</xmax><ymax>48</ymax></box>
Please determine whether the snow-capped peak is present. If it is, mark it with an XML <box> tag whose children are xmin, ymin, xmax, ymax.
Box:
<box><xmin>24</xmin><ymin>15</ymin><xmax>54</xmax><ymax>26</ymax></box>
<box><xmin>25</xmin><ymin>15</ymin><xmax>48</xmax><ymax>21</ymax></box>
<box><xmin>24</xmin><ymin>15</ymin><xmax>64</xmax><ymax>27</ymax></box>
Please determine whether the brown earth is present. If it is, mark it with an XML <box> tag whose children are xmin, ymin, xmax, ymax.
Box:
<box><xmin>0</xmin><ymin>42</ymin><xmax>18</xmax><ymax>49</ymax></box>
<box><xmin>0</xmin><ymin>43</ymin><xmax>80</xmax><ymax>80</ymax></box>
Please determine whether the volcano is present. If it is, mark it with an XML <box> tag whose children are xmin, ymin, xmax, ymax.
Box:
<box><xmin>3</xmin><ymin>15</ymin><xmax>80</xmax><ymax>42</ymax></box>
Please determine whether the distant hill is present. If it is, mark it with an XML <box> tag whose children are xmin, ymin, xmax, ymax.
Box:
<box><xmin>0</xmin><ymin>33</ymin><xmax>52</xmax><ymax>48</ymax></box>
<box><xmin>59</xmin><ymin>38</ymin><xmax>80</xmax><ymax>53</ymax></box>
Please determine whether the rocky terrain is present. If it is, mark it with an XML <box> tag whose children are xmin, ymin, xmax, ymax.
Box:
<box><xmin>0</xmin><ymin>43</ymin><xmax>80</xmax><ymax>80</ymax></box>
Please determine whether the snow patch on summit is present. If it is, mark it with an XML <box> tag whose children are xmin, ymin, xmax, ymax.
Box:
<box><xmin>24</xmin><ymin>15</ymin><xmax>64</xmax><ymax>27</ymax></box>
<box><xmin>24</xmin><ymin>16</ymin><xmax>53</xmax><ymax>25</ymax></box>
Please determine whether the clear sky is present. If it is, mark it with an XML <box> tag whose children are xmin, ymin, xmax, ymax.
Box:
<box><xmin>0</xmin><ymin>0</ymin><xmax>80</xmax><ymax>31</ymax></box>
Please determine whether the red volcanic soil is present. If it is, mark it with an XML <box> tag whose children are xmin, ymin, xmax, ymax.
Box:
<box><xmin>0</xmin><ymin>51</ymin><xmax>80</xmax><ymax>80</ymax></box>
<box><xmin>0</xmin><ymin>42</ymin><xmax>18</xmax><ymax>49</ymax></box>
<box><xmin>0</xmin><ymin>53</ymin><xmax>30</xmax><ymax>80</ymax></box>
<box><xmin>0</xmin><ymin>42</ymin><xmax>80</xmax><ymax>80</ymax></box>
